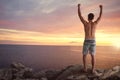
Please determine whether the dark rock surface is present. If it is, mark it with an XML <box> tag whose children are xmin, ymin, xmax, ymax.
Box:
<box><xmin>0</xmin><ymin>62</ymin><xmax>119</xmax><ymax>80</ymax></box>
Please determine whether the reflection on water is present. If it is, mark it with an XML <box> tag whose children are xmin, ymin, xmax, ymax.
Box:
<box><xmin>0</xmin><ymin>45</ymin><xmax>120</xmax><ymax>70</ymax></box>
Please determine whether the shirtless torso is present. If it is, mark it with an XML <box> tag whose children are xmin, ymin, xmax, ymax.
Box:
<box><xmin>83</xmin><ymin>21</ymin><xmax>97</xmax><ymax>39</ymax></box>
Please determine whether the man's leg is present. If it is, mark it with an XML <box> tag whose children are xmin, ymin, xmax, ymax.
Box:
<box><xmin>89</xmin><ymin>42</ymin><xmax>96</xmax><ymax>73</ymax></box>
<box><xmin>83</xmin><ymin>54</ymin><xmax>87</xmax><ymax>72</ymax></box>
<box><xmin>82</xmin><ymin>40</ymin><xmax>89</xmax><ymax>72</ymax></box>
<box><xmin>90</xmin><ymin>54</ymin><xmax>95</xmax><ymax>73</ymax></box>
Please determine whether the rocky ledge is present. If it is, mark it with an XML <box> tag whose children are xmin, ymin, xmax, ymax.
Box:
<box><xmin>0</xmin><ymin>63</ymin><xmax>120</xmax><ymax>80</ymax></box>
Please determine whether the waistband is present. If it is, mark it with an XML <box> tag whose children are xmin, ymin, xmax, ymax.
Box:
<box><xmin>84</xmin><ymin>39</ymin><xmax>95</xmax><ymax>43</ymax></box>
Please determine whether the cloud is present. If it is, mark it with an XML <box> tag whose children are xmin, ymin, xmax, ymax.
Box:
<box><xmin>0</xmin><ymin>0</ymin><xmax>120</xmax><ymax>45</ymax></box>
<box><xmin>69</xmin><ymin>41</ymin><xmax>79</xmax><ymax>43</ymax></box>
<box><xmin>0</xmin><ymin>0</ymin><xmax>80</xmax><ymax>19</ymax></box>
<box><xmin>0</xmin><ymin>28</ymin><xmax>84</xmax><ymax>45</ymax></box>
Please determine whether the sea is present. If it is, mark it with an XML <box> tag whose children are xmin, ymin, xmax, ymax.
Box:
<box><xmin>0</xmin><ymin>44</ymin><xmax>120</xmax><ymax>71</ymax></box>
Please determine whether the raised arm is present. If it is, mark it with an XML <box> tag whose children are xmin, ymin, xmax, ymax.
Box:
<box><xmin>95</xmin><ymin>5</ymin><xmax>103</xmax><ymax>23</ymax></box>
<box><xmin>78</xmin><ymin>4</ymin><xmax>86</xmax><ymax>24</ymax></box>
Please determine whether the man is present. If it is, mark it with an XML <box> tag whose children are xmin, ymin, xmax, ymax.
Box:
<box><xmin>78</xmin><ymin>4</ymin><xmax>103</xmax><ymax>73</ymax></box>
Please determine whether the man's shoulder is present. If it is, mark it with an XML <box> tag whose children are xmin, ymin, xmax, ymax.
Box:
<box><xmin>93</xmin><ymin>21</ymin><xmax>99</xmax><ymax>24</ymax></box>
<box><xmin>83</xmin><ymin>21</ymin><xmax>88</xmax><ymax>25</ymax></box>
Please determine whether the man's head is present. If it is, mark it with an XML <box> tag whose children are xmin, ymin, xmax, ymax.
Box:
<box><xmin>88</xmin><ymin>13</ymin><xmax>94</xmax><ymax>21</ymax></box>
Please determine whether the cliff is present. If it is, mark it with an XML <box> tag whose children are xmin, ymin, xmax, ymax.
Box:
<box><xmin>0</xmin><ymin>62</ymin><xmax>120</xmax><ymax>80</ymax></box>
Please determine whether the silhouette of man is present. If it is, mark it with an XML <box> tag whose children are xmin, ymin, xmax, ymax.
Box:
<box><xmin>78</xmin><ymin>4</ymin><xmax>103</xmax><ymax>73</ymax></box>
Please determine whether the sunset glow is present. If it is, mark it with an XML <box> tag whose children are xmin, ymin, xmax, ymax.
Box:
<box><xmin>0</xmin><ymin>0</ymin><xmax>120</xmax><ymax>46</ymax></box>
<box><xmin>0</xmin><ymin>28</ymin><xmax>120</xmax><ymax>46</ymax></box>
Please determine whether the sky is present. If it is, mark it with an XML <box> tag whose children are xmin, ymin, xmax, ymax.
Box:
<box><xmin>0</xmin><ymin>0</ymin><xmax>120</xmax><ymax>46</ymax></box>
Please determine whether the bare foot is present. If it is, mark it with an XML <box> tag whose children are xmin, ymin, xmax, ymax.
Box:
<box><xmin>91</xmin><ymin>69</ymin><xmax>95</xmax><ymax>74</ymax></box>
<box><xmin>83</xmin><ymin>68</ymin><xmax>87</xmax><ymax>73</ymax></box>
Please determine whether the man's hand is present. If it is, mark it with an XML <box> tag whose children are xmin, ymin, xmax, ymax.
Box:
<box><xmin>78</xmin><ymin>4</ymin><xmax>80</xmax><ymax>7</ymax></box>
<box><xmin>99</xmin><ymin>5</ymin><xmax>103</xmax><ymax>8</ymax></box>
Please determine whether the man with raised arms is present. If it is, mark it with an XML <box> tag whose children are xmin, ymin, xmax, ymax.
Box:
<box><xmin>78</xmin><ymin>4</ymin><xmax>103</xmax><ymax>73</ymax></box>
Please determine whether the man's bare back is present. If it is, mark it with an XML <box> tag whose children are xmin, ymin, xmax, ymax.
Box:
<box><xmin>83</xmin><ymin>21</ymin><xmax>97</xmax><ymax>39</ymax></box>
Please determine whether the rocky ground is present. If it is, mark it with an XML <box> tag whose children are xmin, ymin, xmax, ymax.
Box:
<box><xmin>0</xmin><ymin>62</ymin><xmax>120</xmax><ymax>80</ymax></box>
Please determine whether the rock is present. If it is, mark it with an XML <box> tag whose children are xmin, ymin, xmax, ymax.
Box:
<box><xmin>33</xmin><ymin>71</ymin><xmax>46</xmax><ymax>79</ymax></box>
<box><xmin>112</xmin><ymin>66</ymin><xmax>120</xmax><ymax>71</ymax></box>
<box><xmin>100</xmin><ymin>70</ymin><xmax>112</xmax><ymax>79</ymax></box>
<box><xmin>55</xmin><ymin>65</ymin><xmax>83</xmax><ymax>80</ymax></box>
<box><xmin>101</xmin><ymin>66</ymin><xmax>120</xmax><ymax>80</ymax></box>
<box><xmin>105</xmin><ymin>71</ymin><xmax>120</xmax><ymax>80</ymax></box>
<box><xmin>67</xmin><ymin>75</ymin><xmax>75</xmax><ymax>80</ymax></box>
<box><xmin>0</xmin><ymin>69</ymin><xmax>12</xmax><ymax>80</ymax></box>
<box><xmin>96</xmin><ymin>69</ymin><xmax>105</xmax><ymax>73</ymax></box>
<box><xmin>45</xmin><ymin>70</ymin><xmax>61</xmax><ymax>80</ymax></box>
<box><xmin>0</xmin><ymin>62</ymin><xmax>119</xmax><ymax>80</ymax></box>
<box><xmin>11</xmin><ymin>63</ymin><xmax>33</xmax><ymax>79</ymax></box>
<box><xmin>41</xmin><ymin>77</ymin><xmax>48</xmax><ymax>80</ymax></box>
<box><xmin>11</xmin><ymin>62</ymin><xmax>25</xmax><ymax>70</ymax></box>
<box><xmin>67</xmin><ymin>75</ymin><xmax>89</xmax><ymax>80</ymax></box>
<box><xmin>14</xmin><ymin>78</ymin><xmax>39</xmax><ymax>80</ymax></box>
<box><xmin>23</xmin><ymin>70</ymin><xmax>33</xmax><ymax>78</ymax></box>
<box><xmin>76</xmin><ymin>75</ymin><xmax>89</xmax><ymax>80</ymax></box>
<box><xmin>116</xmin><ymin>72</ymin><xmax>120</xmax><ymax>78</ymax></box>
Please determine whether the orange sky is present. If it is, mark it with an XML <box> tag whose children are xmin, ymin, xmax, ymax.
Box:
<box><xmin>0</xmin><ymin>0</ymin><xmax>120</xmax><ymax>46</ymax></box>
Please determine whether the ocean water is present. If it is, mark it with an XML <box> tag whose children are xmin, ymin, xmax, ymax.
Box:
<box><xmin>0</xmin><ymin>44</ymin><xmax>120</xmax><ymax>70</ymax></box>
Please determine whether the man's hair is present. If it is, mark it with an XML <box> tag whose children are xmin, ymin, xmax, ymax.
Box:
<box><xmin>88</xmin><ymin>13</ymin><xmax>94</xmax><ymax>20</ymax></box>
